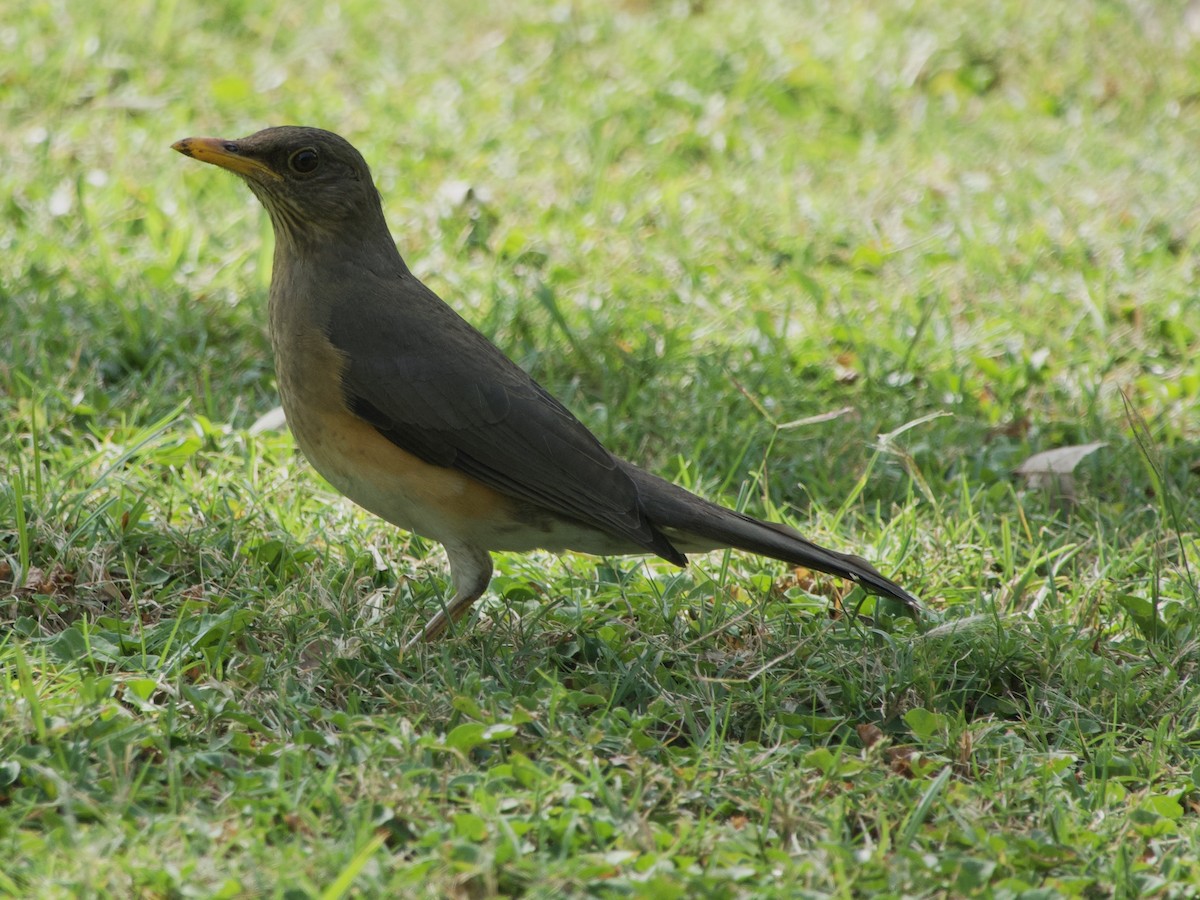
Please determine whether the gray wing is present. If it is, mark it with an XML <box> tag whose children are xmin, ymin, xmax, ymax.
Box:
<box><xmin>325</xmin><ymin>275</ymin><xmax>686</xmax><ymax>565</ymax></box>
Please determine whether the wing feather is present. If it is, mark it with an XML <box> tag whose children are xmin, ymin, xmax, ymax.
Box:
<box><xmin>326</xmin><ymin>275</ymin><xmax>685</xmax><ymax>565</ymax></box>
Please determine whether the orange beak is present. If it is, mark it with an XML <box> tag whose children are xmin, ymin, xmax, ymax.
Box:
<box><xmin>172</xmin><ymin>137</ymin><xmax>282</xmax><ymax>181</ymax></box>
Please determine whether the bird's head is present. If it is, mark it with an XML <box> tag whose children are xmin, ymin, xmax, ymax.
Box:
<box><xmin>173</xmin><ymin>126</ymin><xmax>389</xmax><ymax>250</ymax></box>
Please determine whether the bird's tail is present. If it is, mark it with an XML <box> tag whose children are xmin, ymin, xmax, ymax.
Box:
<box><xmin>625</xmin><ymin>465</ymin><xmax>921</xmax><ymax>611</ymax></box>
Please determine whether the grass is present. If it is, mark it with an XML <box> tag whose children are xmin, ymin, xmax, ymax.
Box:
<box><xmin>3</xmin><ymin>0</ymin><xmax>1200</xmax><ymax>895</ymax></box>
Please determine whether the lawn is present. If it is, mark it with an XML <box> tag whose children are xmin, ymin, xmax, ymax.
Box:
<box><xmin>3</xmin><ymin>0</ymin><xmax>1199</xmax><ymax>896</ymax></box>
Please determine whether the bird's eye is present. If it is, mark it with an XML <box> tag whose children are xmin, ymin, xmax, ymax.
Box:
<box><xmin>289</xmin><ymin>148</ymin><xmax>320</xmax><ymax>174</ymax></box>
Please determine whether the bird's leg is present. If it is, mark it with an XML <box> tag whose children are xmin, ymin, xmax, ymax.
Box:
<box><xmin>406</xmin><ymin>544</ymin><xmax>493</xmax><ymax>648</ymax></box>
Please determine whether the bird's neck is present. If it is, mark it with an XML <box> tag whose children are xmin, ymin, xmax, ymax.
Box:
<box><xmin>267</xmin><ymin>201</ymin><xmax>401</xmax><ymax>262</ymax></box>
<box><xmin>266</xmin><ymin>217</ymin><xmax>411</xmax><ymax>347</ymax></box>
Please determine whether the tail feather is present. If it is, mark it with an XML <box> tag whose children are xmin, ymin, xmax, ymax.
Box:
<box><xmin>625</xmin><ymin>464</ymin><xmax>920</xmax><ymax>611</ymax></box>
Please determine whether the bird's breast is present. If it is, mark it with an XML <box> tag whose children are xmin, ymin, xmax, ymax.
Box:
<box><xmin>266</xmin><ymin>308</ymin><xmax>492</xmax><ymax>535</ymax></box>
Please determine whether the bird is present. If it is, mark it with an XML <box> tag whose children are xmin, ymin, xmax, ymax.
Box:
<box><xmin>173</xmin><ymin>126</ymin><xmax>920</xmax><ymax>647</ymax></box>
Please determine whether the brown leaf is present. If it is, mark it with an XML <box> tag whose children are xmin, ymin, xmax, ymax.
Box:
<box><xmin>957</xmin><ymin>730</ymin><xmax>974</xmax><ymax>767</ymax></box>
<box><xmin>987</xmin><ymin>416</ymin><xmax>1030</xmax><ymax>440</ymax></box>
<box><xmin>886</xmin><ymin>745</ymin><xmax>920</xmax><ymax>778</ymax></box>
<box><xmin>13</xmin><ymin>564</ymin><xmax>75</xmax><ymax>598</ymax></box>
<box><xmin>856</xmin><ymin>723</ymin><xmax>886</xmax><ymax>749</ymax></box>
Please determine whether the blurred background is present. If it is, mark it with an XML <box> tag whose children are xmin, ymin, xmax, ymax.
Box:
<box><xmin>3</xmin><ymin>2</ymin><xmax>1200</xmax><ymax>894</ymax></box>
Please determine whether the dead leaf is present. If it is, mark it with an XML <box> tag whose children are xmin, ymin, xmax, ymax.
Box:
<box><xmin>886</xmin><ymin>745</ymin><xmax>920</xmax><ymax>778</ymax></box>
<box><xmin>99</xmin><ymin>577</ymin><xmax>126</xmax><ymax>603</ymax></box>
<box><xmin>11</xmin><ymin>564</ymin><xmax>75</xmax><ymax>598</ymax></box>
<box><xmin>834</xmin><ymin>364</ymin><xmax>859</xmax><ymax>385</ymax></box>
<box><xmin>1015</xmin><ymin>442</ymin><xmax>1108</xmax><ymax>476</ymax></box>
<box><xmin>856</xmin><ymin>723</ymin><xmax>885</xmax><ymax>749</ymax></box>
<box><xmin>777</xmin><ymin>407</ymin><xmax>855</xmax><ymax>430</ymax></box>
<box><xmin>249</xmin><ymin>406</ymin><xmax>288</xmax><ymax>435</ymax></box>
<box><xmin>1014</xmin><ymin>441</ymin><xmax>1107</xmax><ymax>507</ymax></box>
<box><xmin>987</xmin><ymin>416</ymin><xmax>1030</xmax><ymax>440</ymax></box>
<box><xmin>957</xmin><ymin>730</ymin><xmax>973</xmax><ymax>767</ymax></box>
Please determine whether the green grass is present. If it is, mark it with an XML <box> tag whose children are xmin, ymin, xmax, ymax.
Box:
<box><xmin>3</xmin><ymin>0</ymin><xmax>1200</xmax><ymax>895</ymax></box>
